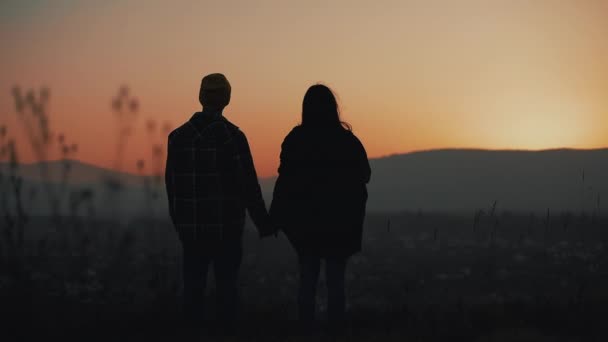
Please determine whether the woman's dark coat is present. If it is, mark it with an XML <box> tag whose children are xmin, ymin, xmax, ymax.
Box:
<box><xmin>270</xmin><ymin>125</ymin><xmax>371</xmax><ymax>257</ymax></box>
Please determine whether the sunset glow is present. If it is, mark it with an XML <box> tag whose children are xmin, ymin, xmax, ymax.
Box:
<box><xmin>1</xmin><ymin>0</ymin><xmax>607</xmax><ymax>177</ymax></box>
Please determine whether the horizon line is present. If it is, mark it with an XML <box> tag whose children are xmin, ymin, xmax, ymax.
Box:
<box><xmin>372</xmin><ymin>146</ymin><xmax>608</xmax><ymax>159</ymax></box>
<box><xmin>3</xmin><ymin>146</ymin><xmax>607</xmax><ymax>178</ymax></box>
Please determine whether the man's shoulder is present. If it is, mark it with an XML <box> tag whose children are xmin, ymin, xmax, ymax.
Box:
<box><xmin>168</xmin><ymin>116</ymin><xmax>245</xmax><ymax>148</ymax></box>
<box><xmin>214</xmin><ymin>117</ymin><xmax>247</xmax><ymax>144</ymax></box>
<box><xmin>214</xmin><ymin>117</ymin><xmax>242</xmax><ymax>137</ymax></box>
<box><xmin>220</xmin><ymin>117</ymin><xmax>240</xmax><ymax>130</ymax></box>
<box><xmin>168</xmin><ymin>121</ymin><xmax>196</xmax><ymax>144</ymax></box>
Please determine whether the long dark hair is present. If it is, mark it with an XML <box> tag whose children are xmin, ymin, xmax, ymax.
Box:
<box><xmin>301</xmin><ymin>84</ymin><xmax>351</xmax><ymax>130</ymax></box>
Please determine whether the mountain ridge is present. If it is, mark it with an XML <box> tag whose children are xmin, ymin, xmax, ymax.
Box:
<box><xmin>3</xmin><ymin>146</ymin><xmax>607</xmax><ymax>182</ymax></box>
<box><xmin>2</xmin><ymin>147</ymin><xmax>607</xmax><ymax>214</ymax></box>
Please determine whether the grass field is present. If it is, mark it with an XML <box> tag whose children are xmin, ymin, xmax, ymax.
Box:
<box><xmin>1</xmin><ymin>211</ymin><xmax>607</xmax><ymax>341</ymax></box>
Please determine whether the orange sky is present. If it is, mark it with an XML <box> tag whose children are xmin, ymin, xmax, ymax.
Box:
<box><xmin>1</xmin><ymin>0</ymin><xmax>608</xmax><ymax>177</ymax></box>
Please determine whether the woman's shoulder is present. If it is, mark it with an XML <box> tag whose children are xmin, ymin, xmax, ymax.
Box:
<box><xmin>340</xmin><ymin>130</ymin><xmax>368</xmax><ymax>159</ymax></box>
<box><xmin>282</xmin><ymin>125</ymin><xmax>305</xmax><ymax>145</ymax></box>
<box><xmin>340</xmin><ymin>128</ymin><xmax>363</xmax><ymax>146</ymax></box>
<box><xmin>286</xmin><ymin>125</ymin><xmax>304</xmax><ymax>137</ymax></box>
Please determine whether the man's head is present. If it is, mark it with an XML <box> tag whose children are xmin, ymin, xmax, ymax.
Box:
<box><xmin>199</xmin><ymin>73</ymin><xmax>231</xmax><ymax>110</ymax></box>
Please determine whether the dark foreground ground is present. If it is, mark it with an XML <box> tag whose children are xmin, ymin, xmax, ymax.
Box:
<box><xmin>1</xmin><ymin>211</ymin><xmax>608</xmax><ymax>341</ymax></box>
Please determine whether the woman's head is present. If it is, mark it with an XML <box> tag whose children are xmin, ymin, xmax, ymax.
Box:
<box><xmin>301</xmin><ymin>84</ymin><xmax>350</xmax><ymax>130</ymax></box>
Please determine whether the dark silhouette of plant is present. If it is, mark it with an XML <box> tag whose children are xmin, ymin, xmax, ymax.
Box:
<box><xmin>580</xmin><ymin>168</ymin><xmax>586</xmax><ymax>215</ymax></box>
<box><xmin>0</xmin><ymin>128</ymin><xmax>28</xmax><ymax>277</ymax></box>
<box><xmin>137</xmin><ymin>118</ymin><xmax>172</xmax><ymax>220</ymax></box>
<box><xmin>544</xmin><ymin>208</ymin><xmax>551</xmax><ymax>247</ymax></box>
<box><xmin>56</xmin><ymin>132</ymin><xmax>80</xmax><ymax>216</ymax></box>
<box><xmin>100</xmin><ymin>86</ymin><xmax>140</xmax><ymax>221</ymax></box>
<box><xmin>10</xmin><ymin>87</ymin><xmax>91</xmax><ymax>225</ymax></box>
<box><xmin>145</xmin><ymin>119</ymin><xmax>172</xmax><ymax>193</ymax></box>
<box><xmin>473</xmin><ymin>209</ymin><xmax>483</xmax><ymax>237</ymax></box>
<box><xmin>111</xmin><ymin>85</ymin><xmax>139</xmax><ymax>172</ymax></box>
<box><xmin>489</xmin><ymin>200</ymin><xmax>499</xmax><ymax>243</ymax></box>
<box><xmin>11</xmin><ymin>86</ymin><xmax>62</xmax><ymax>224</ymax></box>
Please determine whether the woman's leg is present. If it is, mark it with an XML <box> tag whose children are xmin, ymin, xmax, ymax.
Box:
<box><xmin>298</xmin><ymin>253</ymin><xmax>321</xmax><ymax>327</ymax></box>
<box><xmin>325</xmin><ymin>257</ymin><xmax>347</xmax><ymax>327</ymax></box>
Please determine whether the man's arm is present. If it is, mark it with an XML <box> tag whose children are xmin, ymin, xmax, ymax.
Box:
<box><xmin>235</xmin><ymin>131</ymin><xmax>273</xmax><ymax>236</ymax></box>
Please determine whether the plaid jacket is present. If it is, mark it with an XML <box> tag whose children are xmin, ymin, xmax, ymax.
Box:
<box><xmin>165</xmin><ymin>111</ymin><xmax>270</xmax><ymax>242</ymax></box>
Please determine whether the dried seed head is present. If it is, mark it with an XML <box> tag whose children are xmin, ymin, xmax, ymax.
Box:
<box><xmin>129</xmin><ymin>98</ymin><xmax>139</xmax><ymax>113</ymax></box>
<box><xmin>146</xmin><ymin>119</ymin><xmax>156</xmax><ymax>133</ymax></box>
<box><xmin>40</xmin><ymin>87</ymin><xmax>50</xmax><ymax>103</ymax></box>
<box><xmin>12</xmin><ymin>86</ymin><xmax>24</xmax><ymax>114</ymax></box>
<box><xmin>152</xmin><ymin>144</ymin><xmax>163</xmax><ymax>156</ymax></box>
<box><xmin>25</xmin><ymin>89</ymin><xmax>36</xmax><ymax>105</ymax></box>
<box><xmin>118</xmin><ymin>85</ymin><xmax>130</xmax><ymax>98</ymax></box>
<box><xmin>11</xmin><ymin>86</ymin><xmax>21</xmax><ymax>100</ymax></box>
<box><xmin>30</xmin><ymin>102</ymin><xmax>43</xmax><ymax>117</ymax></box>
<box><xmin>112</xmin><ymin>97</ymin><xmax>122</xmax><ymax>112</ymax></box>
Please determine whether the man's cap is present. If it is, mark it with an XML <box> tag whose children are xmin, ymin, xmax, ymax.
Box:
<box><xmin>199</xmin><ymin>73</ymin><xmax>231</xmax><ymax>108</ymax></box>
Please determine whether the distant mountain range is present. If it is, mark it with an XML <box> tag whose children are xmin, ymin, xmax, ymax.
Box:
<box><xmin>2</xmin><ymin>148</ymin><xmax>607</xmax><ymax>216</ymax></box>
<box><xmin>0</xmin><ymin>159</ymin><xmax>142</xmax><ymax>186</ymax></box>
<box><xmin>366</xmin><ymin>148</ymin><xmax>607</xmax><ymax>213</ymax></box>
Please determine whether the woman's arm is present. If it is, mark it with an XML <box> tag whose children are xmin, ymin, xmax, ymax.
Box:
<box><xmin>352</xmin><ymin>134</ymin><xmax>371</xmax><ymax>184</ymax></box>
<box><xmin>269</xmin><ymin>129</ymin><xmax>299</xmax><ymax>226</ymax></box>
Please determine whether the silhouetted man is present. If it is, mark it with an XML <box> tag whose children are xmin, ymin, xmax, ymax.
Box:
<box><xmin>165</xmin><ymin>73</ymin><xmax>274</xmax><ymax>333</ymax></box>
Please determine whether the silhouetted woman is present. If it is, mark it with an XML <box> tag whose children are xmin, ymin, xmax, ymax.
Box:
<box><xmin>270</xmin><ymin>84</ymin><xmax>371</xmax><ymax>331</ymax></box>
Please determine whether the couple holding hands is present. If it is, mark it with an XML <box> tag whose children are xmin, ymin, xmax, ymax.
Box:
<box><xmin>165</xmin><ymin>73</ymin><xmax>370</xmax><ymax>334</ymax></box>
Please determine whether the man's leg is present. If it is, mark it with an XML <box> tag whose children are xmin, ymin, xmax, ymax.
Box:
<box><xmin>213</xmin><ymin>238</ymin><xmax>243</xmax><ymax>333</ymax></box>
<box><xmin>325</xmin><ymin>257</ymin><xmax>347</xmax><ymax>328</ymax></box>
<box><xmin>298</xmin><ymin>253</ymin><xmax>321</xmax><ymax>329</ymax></box>
<box><xmin>182</xmin><ymin>241</ymin><xmax>210</xmax><ymax>327</ymax></box>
